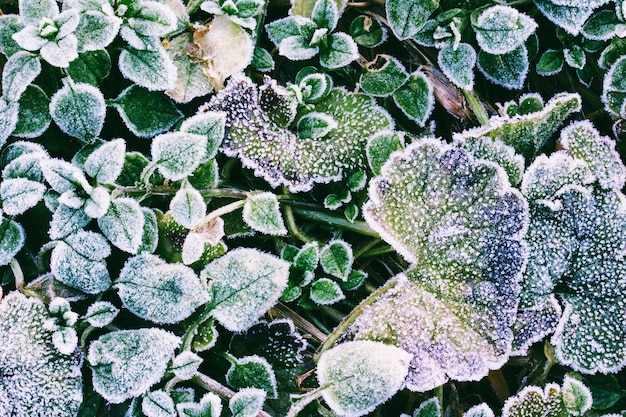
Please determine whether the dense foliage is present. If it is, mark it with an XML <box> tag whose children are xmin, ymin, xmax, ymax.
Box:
<box><xmin>0</xmin><ymin>0</ymin><xmax>625</xmax><ymax>415</ymax></box>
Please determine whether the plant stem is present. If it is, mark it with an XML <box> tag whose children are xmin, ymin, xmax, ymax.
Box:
<box><xmin>462</xmin><ymin>89</ymin><xmax>490</xmax><ymax>126</ymax></box>
<box><xmin>273</xmin><ymin>302</ymin><xmax>328</xmax><ymax>343</ymax></box>
<box><xmin>286</xmin><ymin>387</ymin><xmax>325</xmax><ymax>417</ymax></box>
<box><xmin>194</xmin><ymin>199</ymin><xmax>247</xmax><ymax>231</ymax></box>
<box><xmin>181</xmin><ymin>304</ymin><xmax>214</xmax><ymax>351</ymax></box>
<box><xmin>488</xmin><ymin>369</ymin><xmax>509</xmax><ymax>403</ymax></box>
<box><xmin>313</xmin><ymin>277</ymin><xmax>398</xmax><ymax>362</ymax></box>
<box><xmin>164</xmin><ymin>376</ymin><xmax>183</xmax><ymax>393</ymax></box>
<box><xmin>10</xmin><ymin>259</ymin><xmax>24</xmax><ymax>291</ymax></box>
<box><xmin>435</xmin><ymin>385</ymin><xmax>444</xmax><ymax>417</ymax></box>
<box><xmin>292</xmin><ymin>208</ymin><xmax>379</xmax><ymax>237</ymax></box>
<box><xmin>283</xmin><ymin>205</ymin><xmax>313</xmax><ymax>243</ymax></box>
<box><xmin>358</xmin><ymin>245</ymin><xmax>395</xmax><ymax>258</ymax></box>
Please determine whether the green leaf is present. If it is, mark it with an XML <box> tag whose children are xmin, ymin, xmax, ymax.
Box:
<box><xmin>118</xmin><ymin>46</ymin><xmax>177</xmax><ymax>91</ymax></box>
<box><xmin>19</xmin><ymin>0</ymin><xmax>58</xmax><ymax>26</ymax></box>
<box><xmin>242</xmin><ymin>192</ymin><xmax>287</xmax><ymax>236</ymax></box>
<box><xmin>471</xmin><ymin>6</ymin><xmax>537</xmax><ymax>55</ymax></box>
<box><xmin>143</xmin><ymin>390</ymin><xmax>176</xmax><ymax>417</ymax></box>
<box><xmin>50</xmin><ymin>231</ymin><xmax>111</xmax><ymax>294</ymax></box>
<box><xmin>319</xmin><ymin>32</ymin><xmax>358</xmax><ymax>69</ymax></box>
<box><xmin>360</xmin><ymin>55</ymin><xmax>409</xmax><ymax>97</ymax></box>
<box><xmin>88</xmin><ymin>328</ymin><xmax>180</xmax><ymax>403</ymax></box>
<box><xmin>312</xmin><ymin>0</ymin><xmax>339</xmax><ymax>30</ymax></box>
<box><xmin>170</xmin><ymin>351</ymin><xmax>203</xmax><ymax>380</ymax></box>
<box><xmin>40</xmin><ymin>158</ymin><xmax>88</xmax><ymax>194</ymax></box>
<box><xmin>138</xmin><ymin>207</ymin><xmax>159</xmax><ymax>254</ymax></box>
<box><xmin>163</xmin><ymin>33</ymin><xmax>213</xmax><ymax>103</ymax></box>
<box><xmin>84</xmin><ymin>301</ymin><xmax>119</xmax><ymax>327</ymax></box>
<box><xmin>355</xmin><ymin>139</ymin><xmax>528</xmax><ymax>391</ymax></box>
<box><xmin>602</xmin><ymin>55</ymin><xmax>626</xmax><ymax>117</ymax></box>
<box><xmin>226</xmin><ymin>355</ymin><xmax>278</xmax><ymax>398</ymax></box>
<box><xmin>317</xmin><ymin>341</ymin><xmax>411</xmax><ymax>417</ymax></box>
<box><xmin>413</xmin><ymin>398</ymin><xmax>442</xmax><ymax>417</ymax></box>
<box><xmin>386</xmin><ymin>0</ymin><xmax>438</xmax><ymax>39</ymax></box>
<box><xmin>585</xmin><ymin>374</ymin><xmax>626</xmax><ymax>410</ymax></box>
<box><xmin>74</xmin><ymin>11</ymin><xmax>121</xmax><ymax>52</ymax></box>
<box><xmin>319</xmin><ymin>239</ymin><xmax>352</xmax><ymax>280</ymax></box>
<box><xmin>0</xmin><ymin>100</ymin><xmax>18</xmax><ymax>148</ymax></box>
<box><xmin>349</xmin><ymin>15</ymin><xmax>387</xmax><ymax>47</ymax></box>
<box><xmin>536</xmin><ymin>49</ymin><xmax>564</xmax><ymax>76</ymax></box>
<box><xmin>170</xmin><ymin>186</ymin><xmax>206</xmax><ymax>229</ymax></box>
<box><xmin>0</xmin><ymin>292</ymin><xmax>83</xmax><ymax>416</ymax></box>
<box><xmin>310</xmin><ymin>277</ymin><xmax>345</xmax><ymax>304</ymax></box>
<box><xmin>0</xmin><ymin>15</ymin><xmax>24</xmax><ymax>57</ymax></box>
<box><xmin>49</xmin><ymin>204</ymin><xmax>91</xmax><ymax>240</ymax></box>
<box><xmin>229</xmin><ymin>388</ymin><xmax>266</xmax><ymax>417</ymax></box>
<box><xmin>83</xmin><ymin>139</ymin><xmax>126</xmax><ymax>184</ymax></box>
<box><xmin>340</xmin><ymin>269</ymin><xmax>366</xmax><ymax>291</ymax></box>
<box><xmin>67</xmin><ymin>50</ymin><xmax>111</xmax><ymax>86</ymax></box>
<box><xmin>97</xmin><ymin>197</ymin><xmax>145</xmax><ymax>254</ymax></box>
<box><xmin>251</xmin><ymin>47</ymin><xmax>275</xmax><ymax>72</ymax></box>
<box><xmin>2</xmin><ymin>51</ymin><xmax>41</xmax><ymax>102</ymax></box>
<box><xmin>177</xmin><ymin>392</ymin><xmax>222</xmax><ymax>417</ymax></box>
<box><xmin>438</xmin><ymin>43</ymin><xmax>476</xmax><ymax>90</ymax></box>
<box><xmin>564</xmin><ymin>45</ymin><xmax>585</xmax><ymax>70</ymax></box>
<box><xmin>111</xmin><ymin>85</ymin><xmax>183</xmax><ymax>138</ymax></box>
<box><xmin>477</xmin><ymin>45</ymin><xmax>529</xmax><ymax>90</ymax></box>
<box><xmin>192</xmin><ymin>317</ymin><xmax>218</xmax><ymax>352</ymax></box>
<box><xmin>202</xmin><ymin>248</ymin><xmax>290</xmax><ymax>331</ymax></box>
<box><xmin>455</xmin><ymin>136</ymin><xmax>525</xmax><ymax>186</ymax></box>
<box><xmin>13</xmin><ymin>85</ymin><xmax>51</xmax><ymax>138</ymax></box>
<box><xmin>582</xmin><ymin>9</ymin><xmax>623</xmax><ymax>40</ymax></box>
<box><xmin>533</xmin><ymin>0</ymin><xmax>594</xmax><ymax>36</ymax></box>
<box><xmin>299</xmin><ymin>73</ymin><xmax>333</xmax><ymax>103</ymax></box>
<box><xmin>392</xmin><ymin>70</ymin><xmax>434</xmax><ymax>127</ymax></box>
<box><xmin>366</xmin><ymin>130</ymin><xmax>405</xmax><ymax>175</ymax></box>
<box><xmin>297</xmin><ymin>112</ymin><xmax>337</xmax><ymax>139</ymax></box>
<box><xmin>0</xmin><ymin>177</ymin><xmax>45</xmax><ymax>215</ymax></box>
<box><xmin>180</xmin><ymin>112</ymin><xmax>226</xmax><ymax>160</ymax></box>
<box><xmin>50</xmin><ymin>78</ymin><xmax>106</xmax><ymax>143</ymax></box>
<box><xmin>0</xmin><ymin>217</ymin><xmax>24</xmax><ymax>266</ymax></box>
<box><xmin>116</xmin><ymin>253</ymin><xmax>209</xmax><ymax>323</ymax></box>
<box><xmin>464</xmin><ymin>404</ymin><xmax>493</xmax><ymax>417</ymax></box>
<box><xmin>152</xmin><ymin>132</ymin><xmax>207</xmax><ymax>181</ymax></box>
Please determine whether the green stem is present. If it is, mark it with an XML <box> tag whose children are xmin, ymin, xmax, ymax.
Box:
<box><xmin>283</xmin><ymin>204</ymin><xmax>313</xmax><ymax>243</ymax></box>
<box><xmin>313</xmin><ymin>277</ymin><xmax>399</xmax><ymax>362</ymax></box>
<box><xmin>435</xmin><ymin>385</ymin><xmax>444</xmax><ymax>417</ymax></box>
<box><xmin>164</xmin><ymin>376</ymin><xmax>183</xmax><ymax>393</ymax></box>
<box><xmin>79</xmin><ymin>325</ymin><xmax>96</xmax><ymax>348</ymax></box>
<box><xmin>462</xmin><ymin>89</ymin><xmax>490</xmax><ymax>126</ymax></box>
<box><xmin>194</xmin><ymin>199</ymin><xmax>247</xmax><ymax>230</ymax></box>
<box><xmin>292</xmin><ymin>208</ymin><xmax>379</xmax><ymax>237</ymax></box>
<box><xmin>353</xmin><ymin>239</ymin><xmax>381</xmax><ymax>259</ymax></box>
<box><xmin>286</xmin><ymin>387</ymin><xmax>325</xmax><ymax>417</ymax></box>
<box><xmin>181</xmin><ymin>304</ymin><xmax>214</xmax><ymax>351</ymax></box>
<box><xmin>358</xmin><ymin>245</ymin><xmax>395</xmax><ymax>258</ymax></box>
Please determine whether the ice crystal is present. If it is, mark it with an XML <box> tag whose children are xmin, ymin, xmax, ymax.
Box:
<box><xmin>202</xmin><ymin>74</ymin><xmax>392</xmax><ymax>192</ymax></box>
<box><xmin>242</xmin><ymin>191</ymin><xmax>287</xmax><ymax>236</ymax></box>
<box><xmin>471</xmin><ymin>6</ymin><xmax>537</xmax><ymax>55</ymax></box>
<box><xmin>351</xmin><ymin>139</ymin><xmax>528</xmax><ymax>391</ymax></box>
<box><xmin>317</xmin><ymin>340</ymin><xmax>411</xmax><ymax>417</ymax></box>
<box><xmin>2</xmin><ymin>51</ymin><xmax>41</xmax><ymax>102</ymax></box>
<box><xmin>0</xmin><ymin>292</ymin><xmax>83</xmax><ymax>416</ymax></box>
<box><xmin>170</xmin><ymin>186</ymin><xmax>207</xmax><ymax>229</ymax></box>
<box><xmin>49</xmin><ymin>204</ymin><xmax>90</xmax><ymax>239</ymax></box>
<box><xmin>97</xmin><ymin>197</ymin><xmax>145</xmax><ymax>253</ymax></box>
<box><xmin>0</xmin><ymin>177</ymin><xmax>46</xmax><ymax>215</ymax></box>
<box><xmin>201</xmin><ymin>248</ymin><xmax>290</xmax><ymax>331</ymax></box>
<box><xmin>88</xmin><ymin>328</ymin><xmax>180</xmax><ymax>403</ymax></box>
<box><xmin>116</xmin><ymin>253</ymin><xmax>210</xmax><ymax>323</ymax></box>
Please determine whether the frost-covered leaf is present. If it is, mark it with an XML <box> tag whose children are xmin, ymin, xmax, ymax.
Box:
<box><xmin>170</xmin><ymin>186</ymin><xmax>206</xmax><ymax>229</ymax></box>
<box><xmin>0</xmin><ymin>177</ymin><xmax>45</xmax><ymax>215</ymax></box>
<box><xmin>477</xmin><ymin>45</ymin><xmax>529</xmax><ymax>90</ymax></box>
<box><xmin>319</xmin><ymin>239</ymin><xmax>352</xmax><ymax>280</ymax></box>
<box><xmin>393</xmin><ymin>71</ymin><xmax>434</xmax><ymax>127</ymax></box>
<box><xmin>203</xmin><ymin>74</ymin><xmax>392</xmax><ymax>192</ymax></box>
<box><xmin>319</xmin><ymin>32</ymin><xmax>359</xmax><ymax>69</ymax></box>
<box><xmin>0</xmin><ymin>292</ymin><xmax>83</xmax><ymax>416</ymax></box>
<box><xmin>412</xmin><ymin>398</ymin><xmax>441</xmax><ymax>417</ymax></box>
<box><xmin>464</xmin><ymin>403</ymin><xmax>494</xmax><ymax>417</ymax></box>
<box><xmin>84</xmin><ymin>186</ymin><xmax>111</xmax><ymax>219</ymax></box>
<box><xmin>202</xmin><ymin>248</ymin><xmax>289</xmax><ymax>331</ymax></box>
<box><xmin>50</xmin><ymin>78</ymin><xmax>106</xmax><ymax>143</ymax></box>
<box><xmin>471</xmin><ymin>6</ymin><xmax>537</xmax><ymax>55</ymax></box>
<box><xmin>438</xmin><ymin>43</ymin><xmax>476</xmax><ymax>90</ymax></box>
<box><xmin>138</xmin><ymin>207</ymin><xmax>159</xmax><ymax>254</ymax></box>
<box><xmin>116</xmin><ymin>253</ymin><xmax>209</xmax><ymax>323</ymax></box>
<box><xmin>84</xmin><ymin>301</ymin><xmax>119</xmax><ymax>327</ymax></box>
<box><xmin>119</xmin><ymin>46</ymin><xmax>177</xmax><ymax>91</ymax></box>
<box><xmin>229</xmin><ymin>388</ymin><xmax>266</xmax><ymax>417</ymax></box>
<box><xmin>0</xmin><ymin>217</ymin><xmax>24</xmax><ymax>266</ymax></box>
<box><xmin>41</xmin><ymin>158</ymin><xmax>88</xmax><ymax>194</ymax></box>
<box><xmin>180</xmin><ymin>112</ymin><xmax>226</xmax><ymax>160</ymax></box>
<box><xmin>74</xmin><ymin>11</ymin><xmax>121</xmax><ymax>52</ymax></box>
<box><xmin>252</xmin><ymin>47</ymin><xmax>274</xmax><ymax>72</ymax></box>
<box><xmin>143</xmin><ymin>390</ymin><xmax>176</xmax><ymax>417</ymax></box>
<box><xmin>49</xmin><ymin>204</ymin><xmax>91</xmax><ymax>240</ymax></box>
<box><xmin>564</xmin><ymin>45</ymin><xmax>585</xmax><ymax>70</ymax></box>
<box><xmin>317</xmin><ymin>341</ymin><xmax>411</xmax><ymax>417</ymax></box>
<box><xmin>537</xmin><ymin>49</ymin><xmax>564</xmax><ymax>76</ymax></box>
<box><xmin>349</xmin><ymin>15</ymin><xmax>387</xmax><ymax>47</ymax></box>
<box><xmin>152</xmin><ymin>132</ymin><xmax>207</xmax><ymax>181</ymax></box>
<box><xmin>242</xmin><ymin>192</ymin><xmax>287</xmax><ymax>236</ymax></box>
<box><xmin>602</xmin><ymin>55</ymin><xmax>626</xmax><ymax>118</ymax></box>
<box><xmin>0</xmin><ymin>15</ymin><xmax>24</xmax><ymax>57</ymax></box>
<box><xmin>170</xmin><ymin>351</ymin><xmax>202</xmax><ymax>380</ymax></box>
<box><xmin>454</xmin><ymin>92</ymin><xmax>581</xmax><ymax>158</ymax></box>
<box><xmin>84</xmin><ymin>139</ymin><xmax>126</xmax><ymax>184</ymax></box>
<box><xmin>298</xmin><ymin>72</ymin><xmax>333</xmax><ymax>103</ymax></box>
<box><xmin>0</xmin><ymin>99</ymin><xmax>18</xmax><ymax>148</ymax></box>
<box><xmin>352</xmin><ymin>139</ymin><xmax>528</xmax><ymax>391</ymax></box>
<box><xmin>13</xmin><ymin>85</ymin><xmax>51</xmax><ymax>138</ymax></box>
<box><xmin>366</xmin><ymin>130</ymin><xmax>405</xmax><ymax>175</ymax></box>
<box><xmin>226</xmin><ymin>355</ymin><xmax>277</xmax><ymax>398</ymax></box>
<box><xmin>50</xmin><ymin>231</ymin><xmax>112</xmax><ymax>294</ymax></box>
<box><xmin>360</xmin><ymin>55</ymin><xmax>409</xmax><ymax>97</ymax></box>
<box><xmin>97</xmin><ymin>197</ymin><xmax>145</xmax><ymax>253</ymax></box>
<box><xmin>111</xmin><ymin>85</ymin><xmax>183</xmax><ymax>138</ymax></box>
<box><xmin>312</xmin><ymin>0</ymin><xmax>339</xmax><ymax>30</ymax></box>
<box><xmin>310</xmin><ymin>277</ymin><xmax>345</xmax><ymax>304</ymax></box>
<box><xmin>2</xmin><ymin>51</ymin><xmax>41</xmax><ymax>102</ymax></box>
<box><xmin>386</xmin><ymin>0</ymin><xmax>438</xmax><ymax>39</ymax></box>
<box><xmin>582</xmin><ymin>10</ymin><xmax>624</xmax><ymax>40</ymax></box>
<box><xmin>297</xmin><ymin>112</ymin><xmax>337</xmax><ymax>139</ymax></box>
<box><xmin>454</xmin><ymin>136</ymin><xmax>525</xmax><ymax>186</ymax></box>
<box><xmin>1</xmin><ymin>142</ymin><xmax>47</xmax><ymax>181</ymax></box>
<box><xmin>533</xmin><ymin>0</ymin><xmax>594</xmax><ymax>36</ymax></box>
<box><xmin>19</xmin><ymin>0</ymin><xmax>58</xmax><ymax>26</ymax></box>
<box><xmin>502</xmin><ymin>376</ymin><xmax>592</xmax><ymax>417</ymax></box>
<box><xmin>165</xmin><ymin>33</ymin><xmax>213</xmax><ymax>103</ymax></box>
<box><xmin>177</xmin><ymin>392</ymin><xmax>222</xmax><ymax>417</ymax></box>
<box><xmin>88</xmin><ymin>328</ymin><xmax>180</xmax><ymax>403</ymax></box>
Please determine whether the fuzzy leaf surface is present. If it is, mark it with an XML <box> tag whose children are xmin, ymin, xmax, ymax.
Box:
<box><xmin>471</xmin><ymin>6</ymin><xmax>537</xmax><ymax>55</ymax></box>
<box><xmin>152</xmin><ymin>132</ymin><xmax>207</xmax><ymax>181</ymax></box>
<box><xmin>97</xmin><ymin>197</ymin><xmax>144</xmax><ymax>254</ymax></box>
<box><xmin>386</xmin><ymin>0</ymin><xmax>438</xmax><ymax>39</ymax></box>
<box><xmin>50</xmin><ymin>79</ymin><xmax>106</xmax><ymax>142</ymax></box>
<box><xmin>242</xmin><ymin>192</ymin><xmax>287</xmax><ymax>236</ymax></box>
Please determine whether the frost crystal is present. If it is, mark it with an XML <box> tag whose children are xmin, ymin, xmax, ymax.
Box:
<box><xmin>116</xmin><ymin>253</ymin><xmax>210</xmax><ymax>323</ymax></box>
<box><xmin>316</xmin><ymin>340</ymin><xmax>412</xmax><ymax>417</ymax></box>
<box><xmin>202</xmin><ymin>74</ymin><xmax>392</xmax><ymax>192</ymax></box>
<box><xmin>88</xmin><ymin>328</ymin><xmax>180</xmax><ymax>403</ymax></box>
<box><xmin>0</xmin><ymin>292</ymin><xmax>83</xmax><ymax>416</ymax></box>
<box><xmin>202</xmin><ymin>248</ymin><xmax>290</xmax><ymax>331</ymax></box>
<box><xmin>352</xmin><ymin>139</ymin><xmax>528</xmax><ymax>391</ymax></box>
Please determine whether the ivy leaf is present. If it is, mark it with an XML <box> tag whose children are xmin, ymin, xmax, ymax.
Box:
<box><xmin>170</xmin><ymin>351</ymin><xmax>203</xmax><ymax>380</ymax></box>
<box><xmin>152</xmin><ymin>132</ymin><xmax>207</xmax><ymax>181</ymax></box>
<box><xmin>111</xmin><ymin>85</ymin><xmax>183</xmax><ymax>138</ymax></box>
<box><xmin>165</xmin><ymin>33</ymin><xmax>213</xmax><ymax>103</ymax></box>
<box><xmin>170</xmin><ymin>186</ymin><xmax>206</xmax><ymax>229</ymax></box>
<box><xmin>360</xmin><ymin>55</ymin><xmax>409</xmax><ymax>97</ymax></box>
<box><xmin>143</xmin><ymin>390</ymin><xmax>176</xmax><ymax>417</ymax></box>
<box><xmin>226</xmin><ymin>355</ymin><xmax>278</xmax><ymax>398</ymax></box>
<box><xmin>0</xmin><ymin>177</ymin><xmax>46</xmax><ymax>215</ymax></box>
<box><xmin>118</xmin><ymin>46</ymin><xmax>177</xmax><ymax>91</ymax></box>
<box><xmin>536</xmin><ymin>49</ymin><xmax>564</xmax><ymax>76</ymax></box>
<box><xmin>0</xmin><ymin>292</ymin><xmax>83</xmax><ymax>416</ymax></box>
<box><xmin>2</xmin><ymin>51</ymin><xmax>41</xmax><ymax>102</ymax></box>
<box><xmin>438</xmin><ymin>43</ymin><xmax>476</xmax><ymax>90</ymax></box>
<box><xmin>386</xmin><ymin>0</ymin><xmax>438</xmax><ymax>39</ymax></box>
<box><xmin>317</xmin><ymin>341</ymin><xmax>411</xmax><ymax>417</ymax></box>
<box><xmin>477</xmin><ymin>45</ymin><xmax>529</xmax><ymax>90</ymax></box>
<box><xmin>203</xmin><ymin>74</ymin><xmax>392</xmax><ymax>192</ymax></box>
<box><xmin>353</xmin><ymin>139</ymin><xmax>529</xmax><ymax>391</ymax></box>
<box><xmin>471</xmin><ymin>6</ymin><xmax>537</xmax><ymax>55</ymax></box>
<box><xmin>180</xmin><ymin>112</ymin><xmax>226</xmax><ymax>160</ymax></box>
<box><xmin>88</xmin><ymin>328</ymin><xmax>180</xmax><ymax>403</ymax></box>
<box><xmin>392</xmin><ymin>71</ymin><xmax>434</xmax><ymax>127</ymax></box>
<box><xmin>97</xmin><ymin>197</ymin><xmax>145</xmax><ymax>254</ymax></box>
<box><xmin>202</xmin><ymin>248</ymin><xmax>290</xmax><ymax>331</ymax></box>
<box><xmin>310</xmin><ymin>277</ymin><xmax>345</xmax><ymax>305</ymax></box>
<box><xmin>242</xmin><ymin>192</ymin><xmax>287</xmax><ymax>236</ymax></box>
<box><xmin>116</xmin><ymin>253</ymin><xmax>209</xmax><ymax>323</ymax></box>
<box><xmin>177</xmin><ymin>392</ymin><xmax>222</xmax><ymax>417</ymax></box>
<box><xmin>14</xmin><ymin>85</ymin><xmax>51</xmax><ymax>139</ymax></box>
<box><xmin>84</xmin><ymin>139</ymin><xmax>126</xmax><ymax>184</ymax></box>
<box><xmin>229</xmin><ymin>388</ymin><xmax>266</xmax><ymax>417</ymax></box>
<box><xmin>50</xmin><ymin>231</ymin><xmax>112</xmax><ymax>294</ymax></box>
<box><xmin>319</xmin><ymin>239</ymin><xmax>353</xmax><ymax>280</ymax></box>
<box><xmin>84</xmin><ymin>301</ymin><xmax>119</xmax><ymax>327</ymax></box>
